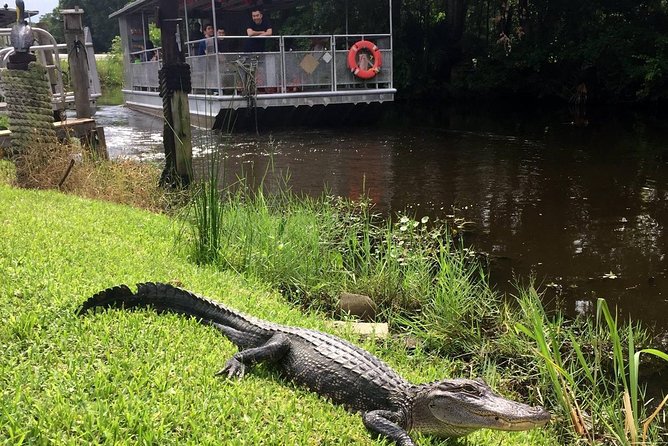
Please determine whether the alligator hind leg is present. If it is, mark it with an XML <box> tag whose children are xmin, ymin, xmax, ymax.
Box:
<box><xmin>362</xmin><ymin>410</ymin><xmax>415</xmax><ymax>446</ymax></box>
<box><xmin>215</xmin><ymin>331</ymin><xmax>291</xmax><ymax>379</ymax></box>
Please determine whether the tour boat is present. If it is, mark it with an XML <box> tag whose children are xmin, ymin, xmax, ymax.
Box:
<box><xmin>109</xmin><ymin>0</ymin><xmax>396</xmax><ymax>127</ymax></box>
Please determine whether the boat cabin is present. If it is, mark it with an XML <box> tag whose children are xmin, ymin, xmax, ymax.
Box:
<box><xmin>110</xmin><ymin>0</ymin><xmax>395</xmax><ymax>125</ymax></box>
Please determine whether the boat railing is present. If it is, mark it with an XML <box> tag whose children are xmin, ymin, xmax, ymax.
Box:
<box><xmin>127</xmin><ymin>33</ymin><xmax>392</xmax><ymax>97</ymax></box>
<box><xmin>0</xmin><ymin>26</ymin><xmax>101</xmax><ymax>110</ymax></box>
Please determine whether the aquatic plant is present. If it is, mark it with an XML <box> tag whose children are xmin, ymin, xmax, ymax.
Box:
<box><xmin>515</xmin><ymin>288</ymin><xmax>668</xmax><ymax>445</ymax></box>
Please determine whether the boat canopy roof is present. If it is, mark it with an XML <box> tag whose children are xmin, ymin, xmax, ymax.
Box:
<box><xmin>110</xmin><ymin>0</ymin><xmax>306</xmax><ymax>19</ymax></box>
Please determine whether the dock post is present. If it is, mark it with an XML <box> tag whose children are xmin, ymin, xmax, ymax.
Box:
<box><xmin>62</xmin><ymin>7</ymin><xmax>92</xmax><ymax>118</ymax></box>
<box><xmin>157</xmin><ymin>0</ymin><xmax>193</xmax><ymax>187</ymax></box>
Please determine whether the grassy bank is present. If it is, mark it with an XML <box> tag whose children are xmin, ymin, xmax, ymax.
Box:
<box><xmin>0</xmin><ymin>184</ymin><xmax>559</xmax><ymax>445</ymax></box>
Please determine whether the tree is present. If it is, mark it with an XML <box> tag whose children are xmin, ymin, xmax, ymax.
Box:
<box><xmin>56</xmin><ymin>0</ymin><xmax>129</xmax><ymax>52</ymax></box>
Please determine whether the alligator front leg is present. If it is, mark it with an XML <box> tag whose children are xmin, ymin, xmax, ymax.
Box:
<box><xmin>215</xmin><ymin>331</ymin><xmax>291</xmax><ymax>379</ymax></box>
<box><xmin>363</xmin><ymin>410</ymin><xmax>415</xmax><ymax>446</ymax></box>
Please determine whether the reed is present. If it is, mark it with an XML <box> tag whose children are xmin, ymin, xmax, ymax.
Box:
<box><xmin>186</xmin><ymin>146</ymin><xmax>224</xmax><ymax>265</ymax></box>
<box><xmin>515</xmin><ymin>287</ymin><xmax>668</xmax><ymax>445</ymax></box>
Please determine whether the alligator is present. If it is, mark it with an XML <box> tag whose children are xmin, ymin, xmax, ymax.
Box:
<box><xmin>78</xmin><ymin>282</ymin><xmax>551</xmax><ymax>445</ymax></box>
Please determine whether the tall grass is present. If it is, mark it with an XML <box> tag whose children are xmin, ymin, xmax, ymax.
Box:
<box><xmin>515</xmin><ymin>287</ymin><xmax>668</xmax><ymax>445</ymax></box>
<box><xmin>183</xmin><ymin>157</ymin><xmax>505</xmax><ymax>355</ymax></box>
<box><xmin>188</xmin><ymin>147</ymin><xmax>224</xmax><ymax>264</ymax></box>
<box><xmin>96</xmin><ymin>36</ymin><xmax>124</xmax><ymax>92</ymax></box>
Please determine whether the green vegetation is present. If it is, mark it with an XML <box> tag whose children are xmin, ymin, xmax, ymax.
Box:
<box><xmin>96</xmin><ymin>36</ymin><xmax>124</xmax><ymax>104</ymax></box>
<box><xmin>516</xmin><ymin>290</ymin><xmax>668</xmax><ymax>445</ymax></box>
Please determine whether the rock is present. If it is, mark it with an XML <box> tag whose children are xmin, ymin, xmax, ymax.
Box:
<box><xmin>338</xmin><ymin>292</ymin><xmax>377</xmax><ymax>321</ymax></box>
<box><xmin>329</xmin><ymin>321</ymin><xmax>389</xmax><ymax>339</ymax></box>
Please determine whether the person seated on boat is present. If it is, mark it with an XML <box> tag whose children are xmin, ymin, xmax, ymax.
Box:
<box><xmin>310</xmin><ymin>37</ymin><xmax>327</xmax><ymax>53</ymax></box>
<box><xmin>198</xmin><ymin>23</ymin><xmax>215</xmax><ymax>55</ymax></box>
<box><xmin>190</xmin><ymin>22</ymin><xmax>204</xmax><ymax>41</ymax></box>
<box><xmin>244</xmin><ymin>8</ymin><xmax>272</xmax><ymax>52</ymax></box>
<box><xmin>216</xmin><ymin>26</ymin><xmax>231</xmax><ymax>53</ymax></box>
<box><xmin>143</xmin><ymin>40</ymin><xmax>156</xmax><ymax>62</ymax></box>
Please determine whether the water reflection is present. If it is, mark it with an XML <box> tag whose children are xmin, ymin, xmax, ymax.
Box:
<box><xmin>96</xmin><ymin>105</ymin><xmax>668</xmax><ymax>333</ymax></box>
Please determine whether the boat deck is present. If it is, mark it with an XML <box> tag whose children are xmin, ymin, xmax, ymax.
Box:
<box><xmin>123</xmin><ymin>34</ymin><xmax>395</xmax><ymax>120</ymax></box>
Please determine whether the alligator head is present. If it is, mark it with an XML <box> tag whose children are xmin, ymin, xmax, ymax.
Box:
<box><xmin>410</xmin><ymin>378</ymin><xmax>551</xmax><ymax>437</ymax></box>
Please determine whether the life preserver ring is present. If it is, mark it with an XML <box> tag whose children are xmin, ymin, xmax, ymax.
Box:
<box><xmin>347</xmin><ymin>40</ymin><xmax>382</xmax><ymax>80</ymax></box>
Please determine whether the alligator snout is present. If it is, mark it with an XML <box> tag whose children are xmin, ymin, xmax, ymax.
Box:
<box><xmin>502</xmin><ymin>405</ymin><xmax>551</xmax><ymax>430</ymax></box>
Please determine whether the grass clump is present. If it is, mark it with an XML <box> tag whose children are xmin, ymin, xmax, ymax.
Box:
<box><xmin>183</xmin><ymin>163</ymin><xmax>503</xmax><ymax>355</ymax></box>
<box><xmin>3</xmin><ymin>140</ymin><xmax>170</xmax><ymax>211</ymax></box>
<box><xmin>515</xmin><ymin>287</ymin><xmax>668</xmax><ymax>445</ymax></box>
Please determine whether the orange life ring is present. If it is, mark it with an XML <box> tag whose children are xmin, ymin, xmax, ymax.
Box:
<box><xmin>347</xmin><ymin>40</ymin><xmax>382</xmax><ymax>80</ymax></box>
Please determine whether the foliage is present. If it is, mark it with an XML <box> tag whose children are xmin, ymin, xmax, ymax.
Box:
<box><xmin>438</xmin><ymin>0</ymin><xmax>668</xmax><ymax>103</ymax></box>
<box><xmin>36</xmin><ymin>10</ymin><xmax>64</xmax><ymax>45</ymax></box>
<box><xmin>0</xmin><ymin>159</ymin><xmax>15</xmax><ymax>184</ymax></box>
<box><xmin>0</xmin><ymin>184</ymin><xmax>560</xmax><ymax>445</ymax></box>
<box><xmin>96</xmin><ymin>36</ymin><xmax>124</xmax><ymax>91</ymax></box>
<box><xmin>56</xmin><ymin>0</ymin><xmax>128</xmax><ymax>52</ymax></box>
<box><xmin>515</xmin><ymin>288</ymin><xmax>668</xmax><ymax>445</ymax></box>
<box><xmin>148</xmin><ymin>22</ymin><xmax>161</xmax><ymax>47</ymax></box>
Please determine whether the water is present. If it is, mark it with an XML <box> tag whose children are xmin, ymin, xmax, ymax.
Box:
<box><xmin>97</xmin><ymin>105</ymin><xmax>668</xmax><ymax>341</ymax></box>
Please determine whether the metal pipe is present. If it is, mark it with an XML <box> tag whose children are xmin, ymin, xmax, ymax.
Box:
<box><xmin>388</xmin><ymin>0</ymin><xmax>393</xmax><ymax>88</ymax></box>
<box><xmin>279</xmin><ymin>36</ymin><xmax>286</xmax><ymax>93</ymax></box>
<box><xmin>183</xmin><ymin>0</ymin><xmax>189</xmax><ymax>43</ymax></box>
<box><xmin>141</xmin><ymin>12</ymin><xmax>147</xmax><ymax>57</ymax></box>
<box><xmin>211</xmin><ymin>0</ymin><xmax>221</xmax><ymax>94</ymax></box>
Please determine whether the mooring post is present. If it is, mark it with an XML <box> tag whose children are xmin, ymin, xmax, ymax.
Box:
<box><xmin>62</xmin><ymin>7</ymin><xmax>92</xmax><ymax>118</ymax></box>
<box><xmin>158</xmin><ymin>0</ymin><xmax>193</xmax><ymax>187</ymax></box>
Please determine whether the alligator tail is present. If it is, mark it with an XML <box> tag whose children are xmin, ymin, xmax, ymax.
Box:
<box><xmin>76</xmin><ymin>282</ymin><xmax>258</xmax><ymax>332</ymax></box>
<box><xmin>76</xmin><ymin>284</ymin><xmax>136</xmax><ymax>315</ymax></box>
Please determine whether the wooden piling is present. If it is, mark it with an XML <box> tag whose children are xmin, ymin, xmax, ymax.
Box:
<box><xmin>62</xmin><ymin>7</ymin><xmax>92</xmax><ymax>119</ymax></box>
<box><xmin>158</xmin><ymin>0</ymin><xmax>193</xmax><ymax>187</ymax></box>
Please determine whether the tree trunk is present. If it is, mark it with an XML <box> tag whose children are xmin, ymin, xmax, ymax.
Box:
<box><xmin>442</xmin><ymin>0</ymin><xmax>466</xmax><ymax>82</ymax></box>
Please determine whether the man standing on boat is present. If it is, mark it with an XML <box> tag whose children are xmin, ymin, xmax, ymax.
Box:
<box><xmin>244</xmin><ymin>8</ymin><xmax>272</xmax><ymax>52</ymax></box>
<box><xmin>244</xmin><ymin>8</ymin><xmax>276</xmax><ymax>93</ymax></box>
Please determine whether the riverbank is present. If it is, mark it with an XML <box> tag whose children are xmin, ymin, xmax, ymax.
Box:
<box><xmin>2</xmin><ymin>146</ymin><xmax>667</xmax><ymax>444</ymax></box>
<box><xmin>0</xmin><ymin>183</ymin><xmax>559</xmax><ymax>445</ymax></box>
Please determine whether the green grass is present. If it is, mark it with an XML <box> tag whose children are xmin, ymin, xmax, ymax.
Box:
<box><xmin>0</xmin><ymin>184</ymin><xmax>559</xmax><ymax>445</ymax></box>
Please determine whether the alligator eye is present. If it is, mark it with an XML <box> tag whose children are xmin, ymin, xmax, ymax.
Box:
<box><xmin>461</xmin><ymin>384</ymin><xmax>479</xmax><ymax>394</ymax></box>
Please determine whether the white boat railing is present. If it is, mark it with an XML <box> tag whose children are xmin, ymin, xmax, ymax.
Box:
<box><xmin>126</xmin><ymin>33</ymin><xmax>393</xmax><ymax>98</ymax></box>
<box><xmin>0</xmin><ymin>26</ymin><xmax>101</xmax><ymax>111</ymax></box>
